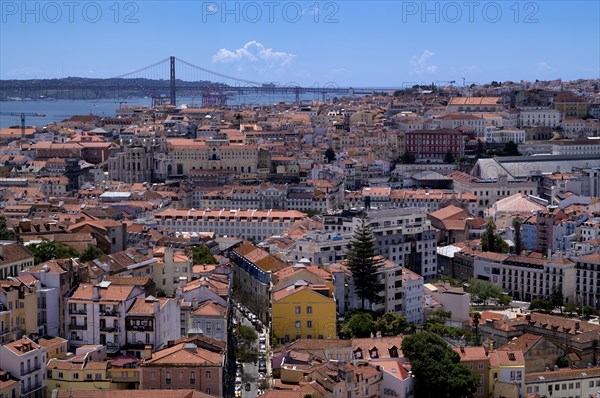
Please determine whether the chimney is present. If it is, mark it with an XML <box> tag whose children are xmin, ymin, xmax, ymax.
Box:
<box><xmin>165</xmin><ymin>248</ymin><xmax>175</xmax><ymax>264</ymax></box>
<box><xmin>144</xmin><ymin>344</ymin><xmax>153</xmax><ymax>360</ymax></box>
<box><xmin>153</xmin><ymin>298</ymin><xmax>160</xmax><ymax>314</ymax></box>
<box><xmin>92</xmin><ymin>285</ymin><xmax>100</xmax><ymax>301</ymax></box>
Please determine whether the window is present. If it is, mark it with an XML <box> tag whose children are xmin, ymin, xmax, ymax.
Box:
<box><xmin>307</xmin><ymin>321</ymin><xmax>312</xmax><ymax>328</ymax></box>
<box><xmin>58</xmin><ymin>372</ymin><xmax>63</xmax><ymax>379</ymax></box>
<box><xmin>295</xmin><ymin>321</ymin><xmax>301</xmax><ymax>328</ymax></box>
<box><xmin>166</xmin><ymin>371</ymin><xmax>171</xmax><ymax>384</ymax></box>
<box><xmin>307</xmin><ymin>306</ymin><xmax>312</xmax><ymax>314</ymax></box>
<box><xmin>150</xmin><ymin>371</ymin><xmax>156</xmax><ymax>380</ymax></box>
<box><xmin>295</xmin><ymin>306</ymin><xmax>301</xmax><ymax>314</ymax></box>
<box><xmin>205</xmin><ymin>371</ymin><xmax>211</xmax><ymax>380</ymax></box>
<box><xmin>478</xmin><ymin>362</ymin><xmax>484</xmax><ymax>370</ymax></box>
<box><xmin>205</xmin><ymin>388</ymin><xmax>211</xmax><ymax>395</ymax></box>
<box><xmin>190</xmin><ymin>371</ymin><xmax>196</xmax><ymax>384</ymax></box>
<box><xmin>73</xmin><ymin>373</ymin><xmax>79</xmax><ymax>380</ymax></box>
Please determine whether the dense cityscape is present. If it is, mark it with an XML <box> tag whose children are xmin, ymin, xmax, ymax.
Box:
<box><xmin>0</xmin><ymin>75</ymin><xmax>598</xmax><ymax>398</ymax></box>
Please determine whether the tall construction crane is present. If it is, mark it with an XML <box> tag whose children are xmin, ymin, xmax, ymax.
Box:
<box><xmin>0</xmin><ymin>112</ymin><xmax>46</xmax><ymax>138</ymax></box>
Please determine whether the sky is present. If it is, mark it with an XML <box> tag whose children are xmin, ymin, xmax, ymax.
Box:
<box><xmin>0</xmin><ymin>0</ymin><xmax>599</xmax><ymax>87</ymax></box>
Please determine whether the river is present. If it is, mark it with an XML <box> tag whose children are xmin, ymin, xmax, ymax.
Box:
<box><xmin>0</xmin><ymin>93</ymin><xmax>323</xmax><ymax>129</ymax></box>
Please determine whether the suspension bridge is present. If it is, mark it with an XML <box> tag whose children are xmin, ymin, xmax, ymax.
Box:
<box><xmin>56</xmin><ymin>57</ymin><xmax>402</xmax><ymax>107</ymax></box>
<box><xmin>7</xmin><ymin>56</ymin><xmax>404</xmax><ymax>106</ymax></box>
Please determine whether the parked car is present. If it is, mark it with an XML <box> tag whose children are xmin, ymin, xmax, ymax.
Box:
<box><xmin>258</xmin><ymin>358</ymin><xmax>267</xmax><ymax>373</ymax></box>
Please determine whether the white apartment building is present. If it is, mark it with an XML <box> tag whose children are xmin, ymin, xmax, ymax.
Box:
<box><xmin>574</xmin><ymin>253</ymin><xmax>600</xmax><ymax>308</ymax></box>
<box><xmin>323</xmin><ymin>208</ymin><xmax>438</xmax><ymax>281</ymax></box>
<box><xmin>484</xmin><ymin>128</ymin><xmax>526</xmax><ymax>144</ymax></box>
<box><xmin>402</xmin><ymin>268</ymin><xmax>424</xmax><ymax>324</ymax></box>
<box><xmin>0</xmin><ymin>336</ymin><xmax>46</xmax><ymax>398</ymax></box>
<box><xmin>331</xmin><ymin>259</ymin><xmax>424</xmax><ymax>322</ymax></box>
<box><xmin>551</xmin><ymin>140</ymin><xmax>600</xmax><ymax>156</ymax></box>
<box><xmin>451</xmin><ymin>172</ymin><xmax>538</xmax><ymax>216</ymax></box>
<box><xmin>124</xmin><ymin>296</ymin><xmax>180</xmax><ymax>357</ymax></box>
<box><xmin>290</xmin><ymin>231</ymin><xmax>350</xmax><ymax>266</ymax></box>
<box><xmin>526</xmin><ymin>367</ymin><xmax>600</xmax><ymax>398</ymax></box>
<box><xmin>473</xmin><ymin>253</ymin><xmax>576</xmax><ymax>303</ymax></box>
<box><xmin>66</xmin><ymin>281</ymin><xmax>145</xmax><ymax>352</ymax></box>
<box><xmin>154</xmin><ymin>208</ymin><xmax>307</xmax><ymax>241</ymax></box>
<box><xmin>518</xmin><ymin>108</ymin><xmax>561</xmax><ymax>128</ymax></box>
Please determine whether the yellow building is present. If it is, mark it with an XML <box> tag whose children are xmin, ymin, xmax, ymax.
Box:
<box><xmin>38</xmin><ymin>337</ymin><xmax>68</xmax><ymax>360</ymax></box>
<box><xmin>488</xmin><ymin>350</ymin><xmax>526</xmax><ymax>398</ymax></box>
<box><xmin>46</xmin><ymin>358</ymin><xmax>126</xmax><ymax>393</ymax></box>
<box><xmin>0</xmin><ymin>278</ymin><xmax>38</xmax><ymax>343</ymax></box>
<box><xmin>271</xmin><ymin>284</ymin><xmax>336</xmax><ymax>344</ymax></box>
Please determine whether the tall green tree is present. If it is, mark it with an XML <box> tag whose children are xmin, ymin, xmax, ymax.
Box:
<box><xmin>512</xmin><ymin>217</ymin><xmax>523</xmax><ymax>255</ymax></box>
<box><xmin>551</xmin><ymin>285</ymin><xmax>564</xmax><ymax>313</ymax></box>
<box><xmin>346</xmin><ymin>214</ymin><xmax>384</xmax><ymax>310</ymax></box>
<box><xmin>402</xmin><ymin>332</ymin><xmax>480</xmax><ymax>398</ymax></box>
<box><xmin>443</xmin><ymin>149</ymin><xmax>455</xmax><ymax>164</ymax></box>
<box><xmin>400</xmin><ymin>150</ymin><xmax>416</xmax><ymax>164</ymax></box>
<box><xmin>481</xmin><ymin>221</ymin><xmax>510</xmax><ymax>253</ymax></box>
<box><xmin>324</xmin><ymin>147</ymin><xmax>336</xmax><ymax>163</ymax></box>
<box><xmin>27</xmin><ymin>239</ymin><xmax>79</xmax><ymax>264</ymax></box>
<box><xmin>484</xmin><ymin>221</ymin><xmax>496</xmax><ymax>253</ymax></box>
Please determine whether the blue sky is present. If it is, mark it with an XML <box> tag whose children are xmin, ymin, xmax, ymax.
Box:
<box><xmin>1</xmin><ymin>1</ymin><xmax>598</xmax><ymax>86</ymax></box>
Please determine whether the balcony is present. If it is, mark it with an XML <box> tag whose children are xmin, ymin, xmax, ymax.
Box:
<box><xmin>127</xmin><ymin>324</ymin><xmax>154</xmax><ymax>332</ymax></box>
<box><xmin>99</xmin><ymin>310</ymin><xmax>120</xmax><ymax>317</ymax></box>
<box><xmin>68</xmin><ymin>308</ymin><xmax>88</xmax><ymax>315</ymax></box>
<box><xmin>21</xmin><ymin>382</ymin><xmax>43</xmax><ymax>395</ymax></box>
<box><xmin>21</xmin><ymin>364</ymin><xmax>42</xmax><ymax>376</ymax></box>
<box><xmin>99</xmin><ymin>325</ymin><xmax>120</xmax><ymax>333</ymax></box>
<box><xmin>69</xmin><ymin>323</ymin><xmax>87</xmax><ymax>330</ymax></box>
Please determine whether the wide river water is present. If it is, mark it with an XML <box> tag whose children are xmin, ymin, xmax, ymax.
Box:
<box><xmin>0</xmin><ymin>93</ymin><xmax>321</xmax><ymax>128</ymax></box>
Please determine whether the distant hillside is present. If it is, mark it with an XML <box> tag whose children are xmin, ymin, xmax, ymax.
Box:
<box><xmin>0</xmin><ymin>77</ymin><xmax>223</xmax><ymax>101</ymax></box>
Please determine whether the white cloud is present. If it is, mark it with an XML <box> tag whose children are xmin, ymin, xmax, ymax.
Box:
<box><xmin>212</xmin><ymin>41</ymin><xmax>295</xmax><ymax>67</ymax></box>
<box><xmin>536</xmin><ymin>61</ymin><xmax>554</xmax><ymax>72</ymax></box>
<box><xmin>409</xmin><ymin>50</ymin><xmax>438</xmax><ymax>75</ymax></box>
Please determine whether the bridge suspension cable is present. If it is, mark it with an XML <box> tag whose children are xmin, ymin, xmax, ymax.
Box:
<box><xmin>174</xmin><ymin>57</ymin><xmax>262</xmax><ymax>86</ymax></box>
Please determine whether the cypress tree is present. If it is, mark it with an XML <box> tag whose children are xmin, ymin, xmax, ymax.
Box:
<box><xmin>346</xmin><ymin>213</ymin><xmax>384</xmax><ymax>310</ymax></box>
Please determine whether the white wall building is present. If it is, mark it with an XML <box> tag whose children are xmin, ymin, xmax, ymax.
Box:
<box><xmin>0</xmin><ymin>336</ymin><xmax>47</xmax><ymax>398</ymax></box>
<box><xmin>518</xmin><ymin>108</ymin><xmax>561</xmax><ymax>128</ymax></box>
<box><xmin>66</xmin><ymin>282</ymin><xmax>145</xmax><ymax>352</ymax></box>
<box><xmin>155</xmin><ymin>208</ymin><xmax>307</xmax><ymax>241</ymax></box>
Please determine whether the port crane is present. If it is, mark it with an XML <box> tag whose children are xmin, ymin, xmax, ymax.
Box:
<box><xmin>0</xmin><ymin>112</ymin><xmax>46</xmax><ymax>138</ymax></box>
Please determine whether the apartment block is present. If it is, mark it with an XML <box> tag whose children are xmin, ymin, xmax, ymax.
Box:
<box><xmin>155</xmin><ymin>208</ymin><xmax>307</xmax><ymax>242</ymax></box>
<box><xmin>0</xmin><ymin>337</ymin><xmax>46</xmax><ymax>398</ymax></box>
<box><xmin>323</xmin><ymin>208</ymin><xmax>438</xmax><ymax>281</ymax></box>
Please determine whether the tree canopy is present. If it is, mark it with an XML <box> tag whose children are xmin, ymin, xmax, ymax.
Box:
<box><xmin>0</xmin><ymin>216</ymin><xmax>19</xmax><ymax>241</ymax></box>
<box><xmin>342</xmin><ymin>312</ymin><xmax>376</xmax><ymax>338</ymax></box>
<box><xmin>402</xmin><ymin>332</ymin><xmax>480</xmax><ymax>398</ymax></box>
<box><xmin>443</xmin><ymin>149</ymin><xmax>455</xmax><ymax>164</ymax></box>
<box><xmin>79</xmin><ymin>244</ymin><xmax>105</xmax><ymax>262</ymax></box>
<box><xmin>376</xmin><ymin>312</ymin><xmax>409</xmax><ymax>336</ymax></box>
<box><xmin>346</xmin><ymin>214</ymin><xmax>384</xmax><ymax>310</ymax></box>
<box><xmin>468</xmin><ymin>278</ymin><xmax>505</xmax><ymax>306</ymax></box>
<box><xmin>324</xmin><ymin>147</ymin><xmax>336</xmax><ymax>163</ymax></box>
<box><xmin>482</xmin><ymin>221</ymin><xmax>510</xmax><ymax>253</ymax></box>
<box><xmin>27</xmin><ymin>239</ymin><xmax>79</xmax><ymax>264</ymax></box>
<box><xmin>187</xmin><ymin>245</ymin><xmax>218</xmax><ymax>265</ymax></box>
<box><xmin>400</xmin><ymin>150</ymin><xmax>416</xmax><ymax>164</ymax></box>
